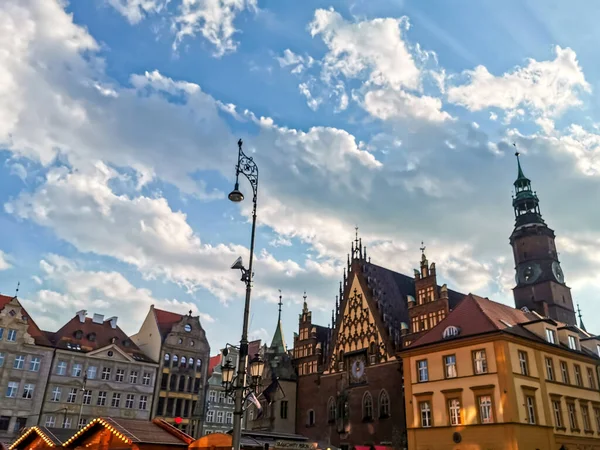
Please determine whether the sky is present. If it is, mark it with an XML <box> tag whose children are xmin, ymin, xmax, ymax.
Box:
<box><xmin>2</xmin><ymin>0</ymin><xmax>600</xmax><ymax>355</ymax></box>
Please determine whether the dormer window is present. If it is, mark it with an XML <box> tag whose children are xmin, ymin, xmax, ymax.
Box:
<box><xmin>443</xmin><ymin>326</ymin><xmax>460</xmax><ymax>339</ymax></box>
<box><xmin>73</xmin><ymin>330</ymin><xmax>83</xmax><ymax>340</ymax></box>
<box><xmin>545</xmin><ymin>328</ymin><xmax>556</xmax><ymax>344</ymax></box>
<box><xmin>568</xmin><ymin>335</ymin><xmax>578</xmax><ymax>350</ymax></box>
<box><xmin>87</xmin><ymin>333</ymin><xmax>96</xmax><ymax>342</ymax></box>
<box><xmin>9</xmin><ymin>310</ymin><xmax>16</xmax><ymax>317</ymax></box>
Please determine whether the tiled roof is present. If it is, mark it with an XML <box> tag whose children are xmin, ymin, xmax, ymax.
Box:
<box><xmin>154</xmin><ymin>308</ymin><xmax>184</xmax><ymax>340</ymax></box>
<box><xmin>0</xmin><ymin>295</ymin><xmax>52</xmax><ymax>347</ymax></box>
<box><xmin>48</xmin><ymin>314</ymin><xmax>153</xmax><ymax>362</ymax></box>
<box><xmin>208</xmin><ymin>354</ymin><xmax>221</xmax><ymax>377</ymax></box>
<box><xmin>410</xmin><ymin>294</ymin><xmax>536</xmax><ymax>348</ymax></box>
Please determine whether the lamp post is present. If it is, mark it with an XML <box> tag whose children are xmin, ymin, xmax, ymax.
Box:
<box><xmin>228</xmin><ymin>138</ymin><xmax>259</xmax><ymax>450</ymax></box>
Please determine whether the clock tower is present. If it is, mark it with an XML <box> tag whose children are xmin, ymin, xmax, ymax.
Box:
<box><xmin>510</xmin><ymin>150</ymin><xmax>576</xmax><ymax>325</ymax></box>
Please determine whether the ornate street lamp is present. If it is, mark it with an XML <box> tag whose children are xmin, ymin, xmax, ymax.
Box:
<box><xmin>227</xmin><ymin>139</ymin><xmax>259</xmax><ymax>450</ymax></box>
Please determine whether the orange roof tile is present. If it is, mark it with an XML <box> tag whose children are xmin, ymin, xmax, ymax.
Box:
<box><xmin>208</xmin><ymin>354</ymin><xmax>221</xmax><ymax>377</ymax></box>
<box><xmin>154</xmin><ymin>308</ymin><xmax>185</xmax><ymax>340</ymax></box>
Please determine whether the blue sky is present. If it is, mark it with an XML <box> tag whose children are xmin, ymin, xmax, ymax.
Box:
<box><xmin>2</xmin><ymin>0</ymin><xmax>600</xmax><ymax>354</ymax></box>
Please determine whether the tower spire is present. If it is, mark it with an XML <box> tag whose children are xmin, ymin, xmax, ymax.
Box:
<box><xmin>512</xmin><ymin>144</ymin><xmax>544</xmax><ymax>227</ymax></box>
<box><xmin>577</xmin><ymin>303</ymin><xmax>587</xmax><ymax>332</ymax></box>
<box><xmin>270</xmin><ymin>290</ymin><xmax>286</xmax><ymax>354</ymax></box>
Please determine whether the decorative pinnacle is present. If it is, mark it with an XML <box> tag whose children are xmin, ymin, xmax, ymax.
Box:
<box><xmin>238</xmin><ymin>138</ymin><xmax>243</xmax><ymax>150</ymax></box>
<box><xmin>420</xmin><ymin>241</ymin><xmax>426</xmax><ymax>254</ymax></box>
<box><xmin>15</xmin><ymin>281</ymin><xmax>20</xmax><ymax>297</ymax></box>
<box><xmin>278</xmin><ymin>289</ymin><xmax>283</xmax><ymax>321</ymax></box>
<box><xmin>513</xmin><ymin>143</ymin><xmax>526</xmax><ymax>179</ymax></box>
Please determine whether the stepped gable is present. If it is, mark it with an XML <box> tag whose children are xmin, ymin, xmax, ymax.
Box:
<box><xmin>0</xmin><ymin>294</ymin><xmax>51</xmax><ymax>346</ymax></box>
<box><xmin>154</xmin><ymin>308</ymin><xmax>185</xmax><ymax>340</ymax></box>
<box><xmin>361</xmin><ymin>261</ymin><xmax>465</xmax><ymax>338</ymax></box>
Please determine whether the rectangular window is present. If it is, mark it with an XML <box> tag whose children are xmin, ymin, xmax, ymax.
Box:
<box><xmin>582</xmin><ymin>405</ymin><xmax>591</xmax><ymax>431</ymax></box>
<box><xmin>552</xmin><ymin>400</ymin><xmax>563</xmax><ymax>428</ymax></box>
<box><xmin>587</xmin><ymin>368</ymin><xmax>596</xmax><ymax>389</ymax></box>
<box><xmin>111</xmin><ymin>393</ymin><xmax>121</xmax><ymax>407</ymax></box>
<box><xmin>560</xmin><ymin>361</ymin><xmax>570</xmax><ymax>384</ymax></box>
<box><xmin>217</xmin><ymin>411</ymin><xmax>224</xmax><ymax>423</ymax></box>
<box><xmin>97</xmin><ymin>391</ymin><xmax>107</xmax><ymax>406</ymax></box>
<box><xmin>568</xmin><ymin>335</ymin><xmax>578</xmax><ymax>350</ymax></box>
<box><xmin>78</xmin><ymin>418</ymin><xmax>87</xmax><ymax>429</ymax></box>
<box><xmin>125</xmin><ymin>394</ymin><xmax>135</xmax><ymax>408</ymax></box>
<box><xmin>226</xmin><ymin>412</ymin><xmax>233</xmax><ymax>424</ymax></box>
<box><xmin>101</xmin><ymin>367</ymin><xmax>111</xmax><ymax>380</ymax></box>
<box><xmin>29</xmin><ymin>357</ymin><xmax>41</xmax><ymax>372</ymax></box>
<box><xmin>444</xmin><ymin>355</ymin><xmax>457</xmax><ymax>378</ymax></box>
<box><xmin>478</xmin><ymin>395</ymin><xmax>493</xmax><ymax>424</ymax></box>
<box><xmin>0</xmin><ymin>328</ymin><xmax>3</xmax><ymax>340</ymax></box>
<box><xmin>0</xmin><ymin>352</ymin><xmax>4</xmax><ymax>367</ymax></box>
<box><xmin>218</xmin><ymin>391</ymin><xmax>226</xmax><ymax>403</ymax></box>
<box><xmin>56</xmin><ymin>361</ymin><xmax>67</xmax><ymax>375</ymax></box>
<box><xmin>209</xmin><ymin>391</ymin><xmax>217</xmax><ymax>402</ymax></box>
<box><xmin>594</xmin><ymin>408</ymin><xmax>600</xmax><ymax>432</ymax></box>
<box><xmin>526</xmin><ymin>396</ymin><xmax>536</xmax><ymax>424</ymax></box>
<box><xmin>7</xmin><ymin>329</ymin><xmax>17</xmax><ymax>342</ymax></box>
<box><xmin>473</xmin><ymin>350</ymin><xmax>488</xmax><ymax>374</ymax></box>
<box><xmin>568</xmin><ymin>403</ymin><xmax>578</xmax><ymax>430</ymax></box>
<box><xmin>72</xmin><ymin>363</ymin><xmax>82</xmax><ymax>377</ymax></box>
<box><xmin>129</xmin><ymin>371</ymin><xmax>138</xmax><ymax>384</ymax></box>
<box><xmin>139</xmin><ymin>395</ymin><xmax>148</xmax><ymax>410</ymax></box>
<box><xmin>6</xmin><ymin>382</ymin><xmax>18</xmax><ymax>398</ymax></box>
<box><xmin>448</xmin><ymin>399</ymin><xmax>461</xmax><ymax>426</ymax></box>
<box><xmin>411</xmin><ymin>317</ymin><xmax>419</xmax><ymax>333</ymax></box>
<box><xmin>87</xmin><ymin>366</ymin><xmax>97</xmax><ymax>379</ymax></box>
<box><xmin>67</xmin><ymin>388</ymin><xmax>77</xmax><ymax>403</ymax></box>
<box><xmin>115</xmin><ymin>368</ymin><xmax>125</xmax><ymax>382</ymax></box>
<box><xmin>420</xmin><ymin>401</ymin><xmax>432</xmax><ymax>427</ymax></box>
<box><xmin>142</xmin><ymin>372</ymin><xmax>151</xmax><ymax>385</ymax></box>
<box><xmin>45</xmin><ymin>416</ymin><xmax>55</xmax><ymax>427</ymax></box>
<box><xmin>545</xmin><ymin>358</ymin><xmax>555</xmax><ymax>381</ymax></box>
<box><xmin>63</xmin><ymin>417</ymin><xmax>72</xmax><ymax>429</ymax></box>
<box><xmin>83</xmin><ymin>390</ymin><xmax>92</xmax><ymax>405</ymax></box>
<box><xmin>518</xmin><ymin>351</ymin><xmax>529</xmax><ymax>376</ymax></box>
<box><xmin>13</xmin><ymin>355</ymin><xmax>25</xmax><ymax>369</ymax></box>
<box><xmin>51</xmin><ymin>386</ymin><xmax>61</xmax><ymax>402</ymax></box>
<box><xmin>417</xmin><ymin>360</ymin><xmax>428</xmax><ymax>382</ymax></box>
<box><xmin>546</xmin><ymin>328</ymin><xmax>556</xmax><ymax>344</ymax></box>
<box><xmin>280</xmin><ymin>400</ymin><xmax>288</xmax><ymax>419</ymax></box>
<box><xmin>574</xmin><ymin>365</ymin><xmax>583</xmax><ymax>386</ymax></box>
<box><xmin>207</xmin><ymin>411</ymin><xmax>214</xmax><ymax>423</ymax></box>
<box><xmin>22</xmin><ymin>383</ymin><xmax>34</xmax><ymax>399</ymax></box>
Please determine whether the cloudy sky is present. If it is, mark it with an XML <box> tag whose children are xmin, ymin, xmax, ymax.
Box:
<box><xmin>1</xmin><ymin>0</ymin><xmax>600</xmax><ymax>354</ymax></box>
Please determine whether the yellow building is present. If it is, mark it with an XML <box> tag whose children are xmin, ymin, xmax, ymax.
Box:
<box><xmin>402</xmin><ymin>294</ymin><xmax>600</xmax><ymax>450</ymax></box>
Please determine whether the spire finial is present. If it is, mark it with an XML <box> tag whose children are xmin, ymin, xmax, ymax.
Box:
<box><xmin>278</xmin><ymin>289</ymin><xmax>283</xmax><ymax>321</ymax></box>
<box><xmin>15</xmin><ymin>281</ymin><xmax>20</xmax><ymax>298</ymax></box>
<box><xmin>420</xmin><ymin>241</ymin><xmax>426</xmax><ymax>255</ymax></box>
<box><xmin>577</xmin><ymin>303</ymin><xmax>587</xmax><ymax>332</ymax></box>
<box><xmin>355</xmin><ymin>226</ymin><xmax>359</xmax><ymax>244</ymax></box>
<box><xmin>238</xmin><ymin>138</ymin><xmax>243</xmax><ymax>150</ymax></box>
<box><xmin>513</xmin><ymin>142</ymin><xmax>526</xmax><ymax>179</ymax></box>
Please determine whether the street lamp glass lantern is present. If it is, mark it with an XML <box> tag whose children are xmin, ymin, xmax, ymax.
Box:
<box><xmin>249</xmin><ymin>354</ymin><xmax>265</xmax><ymax>379</ymax></box>
<box><xmin>221</xmin><ymin>360</ymin><xmax>235</xmax><ymax>385</ymax></box>
<box><xmin>228</xmin><ymin>183</ymin><xmax>244</xmax><ymax>203</ymax></box>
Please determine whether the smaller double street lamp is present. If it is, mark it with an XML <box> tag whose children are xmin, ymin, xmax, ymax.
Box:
<box><xmin>226</xmin><ymin>139</ymin><xmax>264</xmax><ymax>450</ymax></box>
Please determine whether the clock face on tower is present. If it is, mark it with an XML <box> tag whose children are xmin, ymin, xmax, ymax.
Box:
<box><xmin>517</xmin><ymin>263</ymin><xmax>542</xmax><ymax>284</ymax></box>
<box><xmin>552</xmin><ymin>261</ymin><xmax>565</xmax><ymax>284</ymax></box>
<box><xmin>348</xmin><ymin>354</ymin><xmax>367</xmax><ymax>385</ymax></box>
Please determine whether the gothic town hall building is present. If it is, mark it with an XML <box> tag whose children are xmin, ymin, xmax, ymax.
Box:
<box><xmin>292</xmin><ymin>153</ymin><xmax>579</xmax><ymax>449</ymax></box>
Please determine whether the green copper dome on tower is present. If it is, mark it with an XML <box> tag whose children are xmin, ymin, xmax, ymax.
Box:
<box><xmin>512</xmin><ymin>146</ymin><xmax>545</xmax><ymax>228</ymax></box>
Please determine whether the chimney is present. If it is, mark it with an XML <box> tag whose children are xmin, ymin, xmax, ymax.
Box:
<box><xmin>106</xmin><ymin>316</ymin><xmax>118</xmax><ymax>329</ymax></box>
<box><xmin>76</xmin><ymin>310</ymin><xmax>87</xmax><ymax>323</ymax></box>
<box><xmin>92</xmin><ymin>313</ymin><xmax>104</xmax><ymax>324</ymax></box>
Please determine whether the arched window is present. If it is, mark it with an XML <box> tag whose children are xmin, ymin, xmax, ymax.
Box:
<box><xmin>196</xmin><ymin>359</ymin><xmax>202</xmax><ymax>369</ymax></box>
<box><xmin>307</xmin><ymin>410</ymin><xmax>315</xmax><ymax>426</ymax></box>
<box><xmin>362</xmin><ymin>392</ymin><xmax>373</xmax><ymax>421</ymax></box>
<box><xmin>164</xmin><ymin>353</ymin><xmax>170</xmax><ymax>362</ymax></box>
<box><xmin>189</xmin><ymin>358</ymin><xmax>195</xmax><ymax>368</ymax></box>
<box><xmin>180</xmin><ymin>356</ymin><xmax>187</xmax><ymax>368</ymax></box>
<box><xmin>172</xmin><ymin>354</ymin><xmax>179</xmax><ymax>364</ymax></box>
<box><xmin>327</xmin><ymin>397</ymin><xmax>336</xmax><ymax>423</ymax></box>
<box><xmin>379</xmin><ymin>390</ymin><xmax>391</xmax><ymax>418</ymax></box>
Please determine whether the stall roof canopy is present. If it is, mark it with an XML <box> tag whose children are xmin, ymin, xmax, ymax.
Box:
<box><xmin>9</xmin><ymin>426</ymin><xmax>74</xmax><ymax>449</ymax></box>
<box><xmin>192</xmin><ymin>431</ymin><xmax>318</xmax><ymax>450</ymax></box>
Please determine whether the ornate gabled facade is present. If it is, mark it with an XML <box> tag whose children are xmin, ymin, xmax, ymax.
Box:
<box><xmin>510</xmin><ymin>151</ymin><xmax>576</xmax><ymax>325</ymax></box>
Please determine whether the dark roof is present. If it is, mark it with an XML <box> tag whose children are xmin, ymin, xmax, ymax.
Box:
<box><xmin>362</xmin><ymin>261</ymin><xmax>465</xmax><ymax>337</ymax></box>
<box><xmin>0</xmin><ymin>295</ymin><xmax>51</xmax><ymax>346</ymax></box>
<box><xmin>48</xmin><ymin>314</ymin><xmax>153</xmax><ymax>362</ymax></box>
<box><xmin>68</xmin><ymin>418</ymin><xmax>191</xmax><ymax>447</ymax></box>
<box><xmin>154</xmin><ymin>308</ymin><xmax>185</xmax><ymax>340</ymax></box>
<box><xmin>8</xmin><ymin>426</ymin><xmax>73</xmax><ymax>449</ymax></box>
<box><xmin>36</xmin><ymin>427</ymin><xmax>74</xmax><ymax>445</ymax></box>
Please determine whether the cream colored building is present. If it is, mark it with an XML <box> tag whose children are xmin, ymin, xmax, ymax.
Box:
<box><xmin>403</xmin><ymin>294</ymin><xmax>600</xmax><ymax>450</ymax></box>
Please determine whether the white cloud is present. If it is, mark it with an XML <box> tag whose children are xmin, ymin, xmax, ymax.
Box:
<box><xmin>363</xmin><ymin>89</ymin><xmax>452</xmax><ymax>123</ymax></box>
<box><xmin>172</xmin><ymin>0</ymin><xmax>257</xmax><ymax>56</ymax></box>
<box><xmin>0</xmin><ymin>251</ymin><xmax>11</xmax><ymax>270</ymax></box>
<box><xmin>309</xmin><ymin>9</ymin><xmax>420</xmax><ymax>91</ymax></box>
<box><xmin>21</xmin><ymin>254</ymin><xmax>214</xmax><ymax>335</ymax></box>
<box><xmin>277</xmin><ymin>49</ymin><xmax>314</xmax><ymax>74</ymax></box>
<box><xmin>107</xmin><ymin>0</ymin><xmax>170</xmax><ymax>24</ymax></box>
<box><xmin>298</xmin><ymin>82</ymin><xmax>321</xmax><ymax>111</ymax></box>
<box><xmin>447</xmin><ymin>46</ymin><xmax>590</xmax><ymax>118</ymax></box>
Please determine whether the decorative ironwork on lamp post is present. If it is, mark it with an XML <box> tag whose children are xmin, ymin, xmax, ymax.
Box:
<box><xmin>227</xmin><ymin>138</ymin><xmax>260</xmax><ymax>450</ymax></box>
